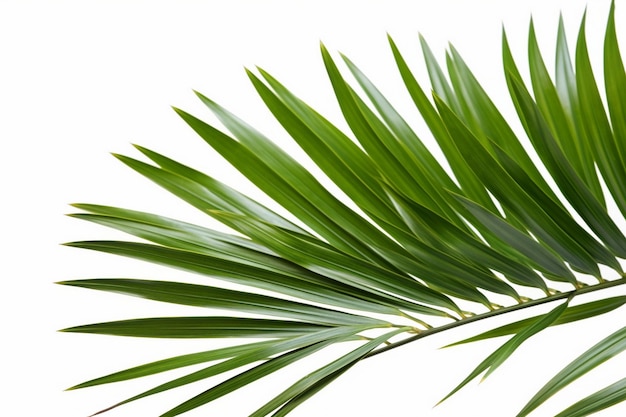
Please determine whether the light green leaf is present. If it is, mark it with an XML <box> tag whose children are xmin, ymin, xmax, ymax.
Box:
<box><xmin>517</xmin><ymin>326</ymin><xmax>626</xmax><ymax>417</ymax></box>
<box><xmin>270</xmin><ymin>366</ymin><xmax>352</xmax><ymax>417</ymax></box>
<box><xmin>554</xmin><ymin>377</ymin><xmax>626</xmax><ymax>417</ymax></box>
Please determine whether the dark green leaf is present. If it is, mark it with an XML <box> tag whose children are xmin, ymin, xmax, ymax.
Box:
<box><xmin>61</xmin><ymin>316</ymin><xmax>328</xmax><ymax>339</ymax></box>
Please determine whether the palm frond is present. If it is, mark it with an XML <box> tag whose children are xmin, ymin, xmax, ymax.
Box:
<box><xmin>62</xmin><ymin>2</ymin><xmax>626</xmax><ymax>416</ymax></box>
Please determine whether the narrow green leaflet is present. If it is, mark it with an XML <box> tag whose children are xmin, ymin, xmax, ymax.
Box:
<box><xmin>525</xmin><ymin>22</ymin><xmax>592</xmax><ymax>199</ymax></box>
<box><xmin>66</xmin><ymin>339</ymin><xmax>278</xmax><ymax>390</ymax></box>
<box><xmin>61</xmin><ymin>316</ymin><xmax>329</xmax><ymax>338</ymax></box>
<box><xmin>576</xmin><ymin>13</ymin><xmax>626</xmax><ymax>218</ymax></box>
<box><xmin>133</xmin><ymin>145</ymin><xmax>308</xmax><ymax>235</ymax></box>
<box><xmin>59</xmin><ymin>279</ymin><xmax>388</xmax><ymax>326</ymax></box>
<box><xmin>174</xmin><ymin>107</ymin><xmax>393</xmax><ymax>266</ymax></box>
<box><xmin>553</xmin><ymin>17</ymin><xmax>604</xmax><ymax>204</ymax></box>
<box><xmin>492</xmin><ymin>139</ymin><xmax>618</xmax><ymax>272</ymax></box>
<box><xmin>119</xmin><ymin>148</ymin><xmax>305</xmax><ymax>236</ymax></box>
<box><xmin>158</xmin><ymin>343</ymin><xmax>334</xmax><ymax>417</ymax></box>
<box><xmin>248</xmin><ymin>67</ymin><xmax>488</xmax><ymax>296</ymax></box>
<box><xmin>446</xmin><ymin>296</ymin><xmax>626</xmax><ymax>347</ymax></box>
<box><xmin>270</xmin><ymin>367</ymin><xmax>352</xmax><ymax>417</ymax></box>
<box><xmin>604</xmin><ymin>1</ymin><xmax>626</xmax><ymax>141</ymax></box>
<box><xmin>323</xmin><ymin>48</ymin><xmax>436</xmax><ymax>207</ymax></box>
<box><xmin>554</xmin><ymin>377</ymin><xmax>626</xmax><ymax>417</ymax></box>
<box><xmin>363</xmin><ymin>209</ymin><xmax>520</xmax><ymax>303</ymax></box>
<box><xmin>508</xmin><ymin>20</ymin><xmax>626</xmax><ymax>259</ymax></box>
<box><xmin>71</xmin><ymin>203</ymin><xmax>274</xmax><ymax>255</ymax></box>
<box><xmin>245</xmin><ymin>69</ymin><xmax>413</xmax><ymax>241</ymax></box>
<box><xmin>555</xmin><ymin>16</ymin><xmax>578</xmax><ymax>117</ymax></box>
<box><xmin>70</xmin><ymin>204</ymin><xmax>405</xmax><ymax>312</ymax></box>
<box><xmin>113</xmin><ymin>152</ymin><xmax>314</xmax><ymax>244</ymax></box>
<box><xmin>518</xmin><ymin>326</ymin><xmax>626</xmax><ymax>417</ymax></box>
<box><xmin>439</xmin><ymin>298</ymin><xmax>570</xmax><ymax>404</ymax></box>
<box><xmin>604</xmin><ymin>1</ymin><xmax>626</xmax><ymax>215</ymax></box>
<box><xmin>419</xmin><ymin>35</ymin><xmax>461</xmax><ymax>114</ymax></box>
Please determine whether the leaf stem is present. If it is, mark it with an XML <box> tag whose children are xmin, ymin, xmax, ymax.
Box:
<box><xmin>365</xmin><ymin>276</ymin><xmax>626</xmax><ymax>359</ymax></box>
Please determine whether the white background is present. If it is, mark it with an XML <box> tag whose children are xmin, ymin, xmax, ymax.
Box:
<box><xmin>2</xmin><ymin>0</ymin><xmax>626</xmax><ymax>416</ymax></box>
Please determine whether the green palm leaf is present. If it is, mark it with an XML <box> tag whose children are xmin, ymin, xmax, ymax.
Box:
<box><xmin>62</xmin><ymin>2</ymin><xmax>626</xmax><ymax>415</ymax></box>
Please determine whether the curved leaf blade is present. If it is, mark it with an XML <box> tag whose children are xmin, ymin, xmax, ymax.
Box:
<box><xmin>517</xmin><ymin>326</ymin><xmax>626</xmax><ymax>417</ymax></box>
<box><xmin>554</xmin><ymin>377</ymin><xmax>626</xmax><ymax>417</ymax></box>
<box><xmin>439</xmin><ymin>298</ymin><xmax>570</xmax><ymax>404</ymax></box>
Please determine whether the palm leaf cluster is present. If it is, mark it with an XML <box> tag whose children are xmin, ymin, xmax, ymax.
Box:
<box><xmin>62</xmin><ymin>3</ymin><xmax>626</xmax><ymax>416</ymax></box>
